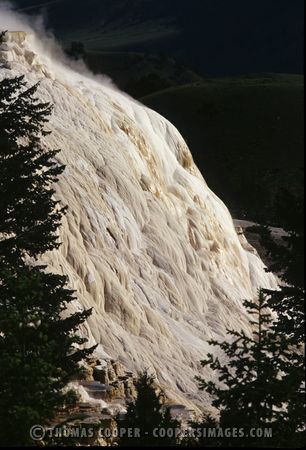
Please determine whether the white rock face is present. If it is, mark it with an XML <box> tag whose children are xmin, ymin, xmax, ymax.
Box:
<box><xmin>0</xmin><ymin>31</ymin><xmax>277</xmax><ymax>409</ymax></box>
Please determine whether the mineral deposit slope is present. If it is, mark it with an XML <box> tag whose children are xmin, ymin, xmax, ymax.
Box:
<box><xmin>0</xmin><ymin>29</ymin><xmax>276</xmax><ymax>408</ymax></box>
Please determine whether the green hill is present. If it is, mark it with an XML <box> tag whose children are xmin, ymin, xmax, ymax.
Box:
<box><xmin>141</xmin><ymin>75</ymin><xmax>304</xmax><ymax>220</ymax></box>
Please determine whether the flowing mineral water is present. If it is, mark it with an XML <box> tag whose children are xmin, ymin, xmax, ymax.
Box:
<box><xmin>0</xmin><ymin>13</ymin><xmax>277</xmax><ymax>409</ymax></box>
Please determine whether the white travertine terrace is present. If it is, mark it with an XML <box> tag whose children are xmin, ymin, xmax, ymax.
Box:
<box><xmin>0</xmin><ymin>31</ymin><xmax>277</xmax><ymax>409</ymax></box>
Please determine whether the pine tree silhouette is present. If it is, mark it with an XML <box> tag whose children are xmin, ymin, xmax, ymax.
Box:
<box><xmin>253</xmin><ymin>190</ymin><xmax>305</xmax><ymax>445</ymax></box>
<box><xmin>116</xmin><ymin>371</ymin><xmax>181</xmax><ymax>447</ymax></box>
<box><xmin>0</xmin><ymin>39</ymin><xmax>96</xmax><ymax>446</ymax></box>
<box><xmin>196</xmin><ymin>291</ymin><xmax>300</xmax><ymax>447</ymax></box>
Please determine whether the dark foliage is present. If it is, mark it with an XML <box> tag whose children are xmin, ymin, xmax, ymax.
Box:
<box><xmin>116</xmin><ymin>371</ymin><xmax>181</xmax><ymax>447</ymax></box>
<box><xmin>0</xmin><ymin>48</ymin><xmax>95</xmax><ymax>446</ymax></box>
<box><xmin>195</xmin><ymin>189</ymin><xmax>305</xmax><ymax>447</ymax></box>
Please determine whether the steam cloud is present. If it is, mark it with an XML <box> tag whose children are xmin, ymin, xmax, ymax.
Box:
<box><xmin>0</xmin><ymin>1</ymin><xmax>115</xmax><ymax>89</ymax></box>
<box><xmin>0</xmin><ymin>1</ymin><xmax>45</xmax><ymax>33</ymax></box>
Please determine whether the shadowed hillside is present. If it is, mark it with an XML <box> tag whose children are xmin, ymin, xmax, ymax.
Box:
<box><xmin>142</xmin><ymin>75</ymin><xmax>304</xmax><ymax>220</ymax></box>
<box><xmin>13</xmin><ymin>0</ymin><xmax>304</xmax><ymax>76</ymax></box>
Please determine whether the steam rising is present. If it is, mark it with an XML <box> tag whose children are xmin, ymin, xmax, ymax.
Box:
<box><xmin>0</xmin><ymin>1</ymin><xmax>115</xmax><ymax>88</ymax></box>
<box><xmin>0</xmin><ymin>1</ymin><xmax>46</xmax><ymax>35</ymax></box>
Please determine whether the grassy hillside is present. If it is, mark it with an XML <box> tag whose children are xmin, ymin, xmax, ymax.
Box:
<box><xmin>142</xmin><ymin>75</ymin><xmax>304</xmax><ymax>220</ymax></box>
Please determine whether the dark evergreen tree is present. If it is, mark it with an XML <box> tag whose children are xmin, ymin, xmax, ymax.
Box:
<box><xmin>0</xmin><ymin>266</ymin><xmax>94</xmax><ymax>446</ymax></box>
<box><xmin>0</xmin><ymin>75</ymin><xmax>63</xmax><ymax>261</ymax></box>
<box><xmin>66</xmin><ymin>41</ymin><xmax>85</xmax><ymax>60</ymax></box>
<box><xmin>251</xmin><ymin>190</ymin><xmax>305</xmax><ymax>444</ymax></box>
<box><xmin>116</xmin><ymin>371</ymin><xmax>181</xmax><ymax>447</ymax></box>
<box><xmin>160</xmin><ymin>405</ymin><xmax>182</xmax><ymax>447</ymax></box>
<box><xmin>182</xmin><ymin>414</ymin><xmax>222</xmax><ymax>447</ymax></box>
<box><xmin>196</xmin><ymin>291</ymin><xmax>299</xmax><ymax>447</ymax></box>
<box><xmin>194</xmin><ymin>189</ymin><xmax>305</xmax><ymax>447</ymax></box>
<box><xmin>0</xmin><ymin>46</ymin><xmax>95</xmax><ymax>446</ymax></box>
<box><xmin>253</xmin><ymin>190</ymin><xmax>304</xmax><ymax>344</ymax></box>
